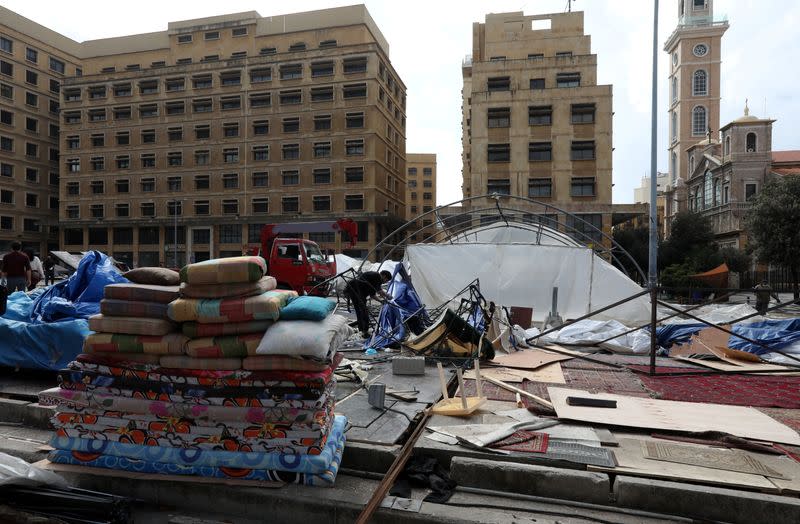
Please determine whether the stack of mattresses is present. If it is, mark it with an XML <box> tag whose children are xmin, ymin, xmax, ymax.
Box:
<box><xmin>40</xmin><ymin>257</ymin><xmax>350</xmax><ymax>487</ymax></box>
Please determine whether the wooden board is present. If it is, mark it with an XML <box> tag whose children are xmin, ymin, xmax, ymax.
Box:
<box><xmin>487</xmin><ymin>349</ymin><xmax>573</xmax><ymax>371</ymax></box>
<box><xmin>33</xmin><ymin>459</ymin><xmax>283</xmax><ymax>488</ymax></box>
<box><xmin>587</xmin><ymin>439</ymin><xmax>779</xmax><ymax>493</ymax></box>
<box><xmin>548</xmin><ymin>387</ymin><xmax>800</xmax><ymax>446</ymax></box>
<box><xmin>463</xmin><ymin>362</ymin><xmax>565</xmax><ymax>384</ymax></box>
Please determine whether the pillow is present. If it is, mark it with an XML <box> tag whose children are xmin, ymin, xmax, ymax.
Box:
<box><xmin>88</xmin><ymin>314</ymin><xmax>176</xmax><ymax>336</ymax></box>
<box><xmin>123</xmin><ymin>267</ymin><xmax>180</xmax><ymax>286</ymax></box>
<box><xmin>180</xmin><ymin>276</ymin><xmax>277</xmax><ymax>299</ymax></box>
<box><xmin>104</xmin><ymin>283</ymin><xmax>180</xmax><ymax>304</ymax></box>
<box><xmin>279</xmin><ymin>296</ymin><xmax>336</xmax><ymax>321</ymax></box>
<box><xmin>180</xmin><ymin>256</ymin><xmax>266</xmax><ymax>285</ymax></box>
<box><xmin>182</xmin><ymin>319</ymin><xmax>273</xmax><ymax>338</ymax></box>
<box><xmin>255</xmin><ymin>314</ymin><xmax>353</xmax><ymax>359</ymax></box>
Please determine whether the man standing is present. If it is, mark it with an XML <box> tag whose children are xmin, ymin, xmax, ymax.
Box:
<box><xmin>44</xmin><ymin>254</ymin><xmax>56</xmax><ymax>286</ymax></box>
<box><xmin>344</xmin><ymin>270</ymin><xmax>392</xmax><ymax>339</ymax></box>
<box><xmin>754</xmin><ymin>280</ymin><xmax>780</xmax><ymax>315</ymax></box>
<box><xmin>2</xmin><ymin>242</ymin><xmax>31</xmax><ymax>292</ymax></box>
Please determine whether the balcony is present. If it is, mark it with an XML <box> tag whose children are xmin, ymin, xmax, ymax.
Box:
<box><xmin>696</xmin><ymin>201</ymin><xmax>752</xmax><ymax>236</ymax></box>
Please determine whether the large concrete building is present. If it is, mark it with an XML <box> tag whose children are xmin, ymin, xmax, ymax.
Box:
<box><xmin>405</xmin><ymin>153</ymin><xmax>436</xmax><ymax>242</ymax></box>
<box><xmin>663</xmin><ymin>0</ymin><xmax>728</xmax><ymax>230</ymax></box>
<box><xmin>0</xmin><ymin>8</ymin><xmax>83</xmax><ymax>255</ymax></box>
<box><xmin>461</xmin><ymin>11</ymin><xmax>614</xmax><ymax>244</ymax></box>
<box><xmin>1</xmin><ymin>6</ymin><xmax>407</xmax><ymax>265</ymax></box>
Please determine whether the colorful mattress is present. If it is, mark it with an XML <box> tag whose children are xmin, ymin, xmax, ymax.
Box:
<box><xmin>242</xmin><ymin>352</ymin><xmax>342</xmax><ymax>372</ymax></box>
<box><xmin>100</xmin><ymin>299</ymin><xmax>169</xmax><ymax>319</ymax></box>
<box><xmin>50</xmin><ymin>415</ymin><xmax>345</xmax><ymax>472</ymax></box>
<box><xmin>83</xmin><ymin>333</ymin><xmax>187</xmax><ymax>355</ymax></box>
<box><xmin>88</xmin><ymin>315</ymin><xmax>176</xmax><ymax>336</ymax></box>
<box><xmin>182</xmin><ymin>320</ymin><xmax>274</xmax><ymax>338</ymax></box>
<box><xmin>104</xmin><ymin>283</ymin><xmax>180</xmax><ymax>304</ymax></box>
<box><xmin>167</xmin><ymin>290</ymin><xmax>298</xmax><ymax>324</ymax></box>
<box><xmin>180</xmin><ymin>276</ymin><xmax>277</xmax><ymax>299</ymax></box>
<box><xmin>75</xmin><ymin>353</ymin><xmax>163</xmax><ymax>366</ymax></box>
<box><xmin>180</xmin><ymin>256</ymin><xmax>266</xmax><ymax>285</ymax></box>
<box><xmin>159</xmin><ymin>356</ymin><xmax>243</xmax><ymax>371</ymax></box>
<box><xmin>185</xmin><ymin>333</ymin><xmax>264</xmax><ymax>358</ymax></box>
<box><xmin>47</xmin><ymin>418</ymin><xmax>346</xmax><ymax>487</ymax></box>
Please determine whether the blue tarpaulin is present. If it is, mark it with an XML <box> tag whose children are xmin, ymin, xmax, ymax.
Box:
<box><xmin>0</xmin><ymin>251</ymin><xmax>127</xmax><ymax>370</ymax></box>
<box><xmin>366</xmin><ymin>264</ymin><xmax>429</xmax><ymax>350</ymax></box>
<box><xmin>728</xmin><ymin>319</ymin><xmax>800</xmax><ymax>355</ymax></box>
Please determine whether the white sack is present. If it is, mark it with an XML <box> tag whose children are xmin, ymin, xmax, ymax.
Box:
<box><xmin>256</xmin><ymin>314</ymin><xmax>353</xmax><ymax>359</ymax></box>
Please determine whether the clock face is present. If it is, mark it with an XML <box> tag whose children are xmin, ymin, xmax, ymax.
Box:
<box><xmin>693</xmin><ymin>43</ymin><xmax>708</xmax><ymax>57</ymax></box>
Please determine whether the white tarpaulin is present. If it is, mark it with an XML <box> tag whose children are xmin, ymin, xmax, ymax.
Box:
<box><xmin>404</xmin><ymin>243</ymin><xmax>649</xmax><ymax>325</ymax></box>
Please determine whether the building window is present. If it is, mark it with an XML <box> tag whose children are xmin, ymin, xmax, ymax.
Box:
<box><xmin>192</xmin><ymin>150</ymin><xmax>209</xmax><ymax>166</ymax></box>
<box><xmin>223</xmin><ymin>148</ymin><xmax>239</xmax><ymax>163</ymax></box>
<box><xmin>252</xmin><ymin>198</ymin><xmax>269</xmax><ymax>214</ymax></box>
<box><xmin>0</xmin><ymin>136</ymin><xmax>13</xmax><ymax>152</ymax></box>
<box><xmin>311</xmin><ymin>86</ymin><xmax>334</xmax><ymax>102</ymax></box>
<box><xmin>115</xmin><ymin>204</ymin><xmax>129</xmax><ymax>218</ymax></box>
<box><xmin>314</xmin><ymin>115</ymin><xmax>332</xmax><ymax>130</ymax></box>
<box><xmin>90</xmin><ymin>157</ymin><xmax>105</xmax><ymax>171</ymax></box>
<box><xmin>167</xmin><ymin>176</ymin><xmax>182</xmax><ymax>191</ymax></box>
<box><xmin>253</xmin><ymin>120</ymin><xmax>269</xmax><ymax>135</ymax></box>
<box><xmin>223</xmin><ymin>173</ymin><xmax>239</xmax><ymax>189</ymax></box>
<box><xmin>260</xmin><ymin>47</ymin><xmax>277</xmax><ymax>56</ymax></box>
<box><xmin>204</xmin><ymin>31</ymin><xmax>220</xmax><ymax>41</ymax></box>
<box><xmin>746</xmin><ymin>132</ymin><xmax>757</xmax><ymax>152</ymax></box>
<box><xmin>692</xmin><ymin>106</ymin><xmax>707</xmax><ymax>136</ymax></box>
<box><xmin>571</xmin><ymin>103</ymin><xmax>596</xmax><ymax>124</ymax></box>
<box><xmin>139</xmin><ymin>80</ymin><xmax>158</xmax><ymax>95</ymax></box>
<box><xmin>313</xmin><ymin>168</ymin><xmax>331</xmax><ymax>184</ymax></box>
<box><xmin>487</xmin><ymin>144</ymin><xmax>510</xmax><ymax>162</ymax></box>
<box><xmin>25</xmin><ymin>192</ymin><xmax>38</xmax><ymax>207</ymax></box>
<box><xmin>253</xmin><ymin>145</ymin><xmax>269</xmax><ymax>161</ymax></box>
<box><xmin>0</xmin><ymin>38</ymin><xmax>12</xmax><ymax>54</ymax></box>
<box><xmin>345</xmin><ymin>166</ymin><xmax>364</xmax><ymax>183</ymax></box>
<box><xmin>346</xmin><ymin>112</ymin><xmax>364</xmax><ymax>128</ymax></box>
<box><xmin>141</xmin><ymin>178</ymin><xmax>155</xmax><ymax>192</ymax></box>
<box><xmin>671</xmin><ymin>77</ymin><xmax>677</xmax><ymax>102</ymax></box>
<box><xmin>194</xmin><ymin>200</ymin><xmax>209</xmax><ymax>215</ymax></box>
<box><xmin>89</xmin><ymin>180</ymin><xmax>104</xmax><ymax>195</ymax></box>
<box><xmin>114</xmin><ymin>227</ymin><xmax>133</xmax><ymax>244</ymax></box>
<box><xmin>116</xmin><ymin>179</ymin><xmax>129</xmax><ymax>193</ymax></box>
<box><xmin>487</xmin><ymin>107</ymin><xmax>510</xmax><ymax>128</ymax></box>
<box><xmin>282</xmin><ymin>144</ymin><xmax>300</xmax><ymax>160</ymax></box>
<box><xmin>49</xmin><ymin>57</ymin><xmax>65</xmax><ymax>74</ymax></box>
<box><xmin>66</xmin><ymin>158</ymin><xmax>80</xmax><ymax>172</ymax></box>
<box><xmin>346</xmin><ymin>139</ymin><xmax>364</xmax><ymax>156</ymax></box>
<box><xmin>528</xmin><ymin>106</ymin><xmax>552</xmax><ymax>125</ymax></box>
<box><xmin>313</xmin><ymin>142</ymin><xmax>331</xmax><ymax>158</ymax></box>
<box><xmin>63</xmin><ymin>110</ymin><xmax>80</xmax><ymax>123</ymax></box>
<box><xmin>195</xmin><ymin>125</ymin><xmax>210</xmax><ymax>139</ymax></box>
<box><xmin>223</xmin><ymin>122</ymin><xmax>239</xmax><ymax>138</ymax></box>
<box><xmin>693</xmin><ymin>70</ymin><xmax>707</xmax><ymax>96</ymax></box>
<box><xmin>343</xmin><ymin>83</ymin><xmax>367</xmax><ymax>99</ymax></box>
<box><xmin>252</xmin><ymin>172</ymin><xmax>269</xmax><ymax>187</ymax></box>
<box><xmin>195</xmin><ymin>175</ymin><xmax>209</xmax><ymax>190</ymax></box>
<box><xmin>724</xmin><ymin>135</ymin><xmax>731</xmax><ymax>156</ymax></box>
<box><xmin>114</xmin><ymin>106</ymin><xmax>132</xmax><ymax>120</ymax></box>
<box><xmin>90</xmin><ymin>204</ymin><xmax>104</xmax><ymax>219</ymax></box>
<box><xmin>282</xmin><ymin>170</ymin><xmax>299</xmax><ymax>185</ymax></box>
<box><xmin>313</xmin><ymin>195</ymin><xmax>331</xmax><ymax>212</ymax></box>
<box><xmin>280</xmin><ymin>64</ymin><xmax>302</xmax><ymax>80</ymax></box>
<box><xmin>570</xmin><ymin>140</ymin><xmax>596</xmax><ymax>160</ymax></box>
<box><xmin>140</xmin><ymin>203</ymin><xmax>155</xmax><ymax>217</ymax></box>
<box><xmin>0</xmin><ymin>189</ymin><xmax>13</xmax><ymax>204</ymax></box>
<box><xmin>289</xmin><ymin>42</ymin><xmax>306</xmax><ymax>51</ymax></box>
<box><xmin>220</xmin><ymin>72</ymin><xmax>241</xmax><ymax>86</ymax></box>
<box><xmin>0</xmin><ymin>83</ymin><xmax>11</xmax><ymax>98</ymax></box>
<box><xmin>0</xmin><ymin>163</ymin><xmax>11</xmax><ymax>177</ymax></box>
<box><xmin>65</xmin><ymin>206</ymin><xmax>80</xmax><ymax>220</ymax></box>
<box><xmin>282</xmin><ymin>117</ymin><xmax>300</xmax><ymax>133</ymax></box>
<box><xmin>556</xmin><ymin>72</ymin><xmax>581</xmax><ymax>88</ymax></box>
<box><xmin>139</xmin><ymin>104</ymin><xmax>158</xmax><ymax>117</ymax></box>
<box><xmin>49</xmin><ymin>195</ymin><xmax>59</xmax><ymax>209</ymax></box>
<box><xmin>167</xmin><ymin>200</ymin><xmax>183</xmax><ymax>216</ymax></box>
<box><xmin>25</xmin><ymin>117</ymin><xmax>38</xmax><ymax>132</ymax></box>
<box><xmin>65</xmin><ymin>182</ymin><xmax>79</xmax><ymax>196</ymax></box>
<box><xmin>166</xmin><ymin>152</ymin><xmax>182</xmax><ymax>166</ymax></box>
<box><xmin>566</xmin><ymin>214</ymin><xmax>603</xmax><ymax>243</ymax></box>
<box><xmin>116</xmin><ymin>155</ymin><xmax>130</xmax><ymax>169</ymax></box>
<box><xmin>345</xmin><ymin>194</ymin><xmax>364</xmax><ymax>211</ymax></box>
<box><xmin>193</xmin><ymin>75</ymin><xmax>212</xmax><ymax>89</ymax></box>
<box><xmin>280</xmin><ymin>90</ymin><xmax>301</xmax><ymax>105</ymax></box>
<box><xmin>311</xmin><ymin>61</ymin><xmax>334</xmax><ymax>77</ymax></box>
<box><xmin>113</xmin><ymin>83</ymin><xmax>131</xmax><ymax>97</ymax></box>
<box><xmin>165</xmin><ymin>78</ymin><xmax>185</xmax><ymax>92</ymax></box>
<box><xmin>165</xmin><ymin>101</ymin><xmax>184</xmax><ymax>115</ymax></box>
<box><xmin>192</xmin><ymin>229</ymin><xmax>210</xmax><ymax>244</ymax></box>
<box><xmin>487</xmin><ymin>179</ymin><xmax>510</xmax><ymax>195</ymax></box>
<box><xmin>250</xmin><ymin>68</ymin><xmax>271</xmax><ymax>83</ymax></box>
<box><xmin>343</xmin><ymin>57</ymin><xmax>368</xmax><ymax>74</ymax></box>
<box><xmin>25</xmin><ymin>70</ymin><xmax>38</xmax><ymax>85</ymax></box>
<box><xmin>423</xmin><ymin>192</ymin><xmax>432</xmax><ymax>201</ymax></box>
<box><xmin>282</xmin><ymin>197</ymin><xmax>299</xmax><ymax>213</ymax></box>
<box><xmin>671</xmin><ymin>111</ymin><xmax>677</xmax><ymax>142</ymax></box>
<box><xmin>250</xmin><ymin>92</ymin><xmax>271</xmax><ymax>107</ymax></box>
<box><xmin>487</xmin><ymin>77</ymin><xmax>510</xmax><ymax>92</ymax></box>
<box><xmin>745</xmin><ymin>182</ymin><xmax>758</xmax><ymax>200</ymax></box>
<box><xmin>25</xmin><ymin>167</ymin><xmax>37</xmax><ymax>181</ymax></box>
<box><xmin>528</xmin><ymin>178</ymin><xmax>552</xmax><ymax>198</ymax></box>
<box><xmin>319</xmin><ymin>39</ymin><xmax>337</xmax><ymax>49</ymax></box>
<box><xmin>167</xmin><ymin>127</ymin><xmax>183</xmax><ymax>142</ymax></box>
<box><xmin>570</xmin><ymin>177</ymin><xmax>596</xmax><ymax>197</ymax></box>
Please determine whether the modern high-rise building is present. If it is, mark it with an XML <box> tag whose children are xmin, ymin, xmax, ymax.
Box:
<box><xmin>0</xmin><ymin>7</ymin><xmax>83</xmax><ymax>255</ymax></box>
<box><xmin>461</xmin><ymin>11</ymin><xmax>613</xmax><ymax>243</ymax></box>
<box><xmin>405</xmin><ymin>153</ymin><xmax>436</xmax><ymax>242</ymax></box>
<box><xmin>2</xmin><ymin>6</ymin><xmax>407</xmax><ymax>265</ymax></box>
<box><xmin>663</xmin><ymin>0</ymin><xmax>728</xmax><ymax>229</ymax></box>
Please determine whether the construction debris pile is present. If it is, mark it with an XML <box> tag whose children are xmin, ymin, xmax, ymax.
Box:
<box><xmin>38</xmin><ymin>256</ymin><xmax>350</xmax><ymax>487</ymax></box>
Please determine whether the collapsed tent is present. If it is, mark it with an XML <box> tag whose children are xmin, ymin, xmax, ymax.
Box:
<box><xmin>404</xmin><ymin>243</ymin><xmax>650</xmax><ymax>325</ymax></box>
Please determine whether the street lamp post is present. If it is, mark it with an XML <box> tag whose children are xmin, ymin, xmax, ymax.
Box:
<box><xmin>173</xmin><ymin>200</ymin><xmax>178</xmax><ymax>268</ymax></box>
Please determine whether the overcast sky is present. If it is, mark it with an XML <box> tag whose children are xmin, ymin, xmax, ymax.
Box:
<box><xmin>5</xmin><ymin>0</ymin><xmax>798</xmax><ymax>205</ymax></box>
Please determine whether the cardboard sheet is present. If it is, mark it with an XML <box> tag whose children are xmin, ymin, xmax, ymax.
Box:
<box><xmin>487</xmin><ymin>349</ymin><xmax>573</xmax><ymax>371</ymax></box>
<box><xmin>548</xmin><ymin>387</ymin><xmax>800</xmax><ymax>446</ymax></box>
<box><xmin>669</xmin><ymin>326</ymin><xmax>729</xmax><ymax>357</ymax></box>
<box><xmin>674</xmin><ymin>356</ymin><xmax>797</xmax><ymax>374</ymax></box>
<box><xmin>464</xmin><ymin>362</ymin><xmax>565</xmax><ymax>384</ymax></box>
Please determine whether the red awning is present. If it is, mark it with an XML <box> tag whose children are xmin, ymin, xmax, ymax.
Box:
<box><xmin>690</xmin><ymin>263</ymin><xmax>729</xmax><ymax>288</ymax></box>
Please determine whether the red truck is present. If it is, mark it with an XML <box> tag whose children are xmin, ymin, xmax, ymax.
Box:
<box><xmin>256</xmin><ymin>219</ymin><xmax>358</xmax><ymax>296</ymax></box>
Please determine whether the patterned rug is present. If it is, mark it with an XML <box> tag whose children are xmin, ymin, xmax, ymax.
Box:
<box><xmin>489</xmin><ymin>430</ymin><xmax>548</xmax><ymax>453</ymax></box>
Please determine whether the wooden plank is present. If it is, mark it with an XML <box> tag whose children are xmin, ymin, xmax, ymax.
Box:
<box><xmin>487</xmin><ymin>349</ymin><xmax>573</xmax><ymax>371</ymax></box>
<box><xmin>464</xmin><ymin>362</ymin><xmax>565</xmax><ymax>384</ymax></box>
<box><xmin>548</xmin><ymin>387</ymin><xmax>800</xmax><ymax>446</ymax></box>
<box><xmin>483</xmin><ymin>376</ymin><xmax>553</xmax><ymax>409</ymax></box>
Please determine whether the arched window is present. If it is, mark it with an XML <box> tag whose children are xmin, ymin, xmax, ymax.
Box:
<box><xmin>746</xmin><ymin>132</ymin><xmax>757</xmax><ymax>152</ymax></box>
<box><xmin>671</xmin><ymin>77</ymin><xmax>677</xmax><ymax>101</ymax></box>
<box><xmin>689</xmin><ymin>154</ymin><xmax>695</xmax><ymax>174</ymax></box>
<box><xmin>692</xmin><ymin>106</ymin><xmax>707</xmax><ymax>136</ymax></box>
<box><xmin>671</xmin><ymin>152</ymin><xmax>677</xmax><ymax>180</ymax></box>
<box><xmin>703</xmin><ymin>171</ymin><xmax>713</xmax><ymax>209</ymax></box>
<box><xmin>693</xmin><ymin>70</ymin><xmax>707</xmax><ymax>96</ymax></box>
<box><xmin>714</xmin><ymin>179</ymin><xmax>721</xmax><ymax>206</ymax></box>
<box><xmin>724</xmin><ymin>135</ymin><xmax>731</xmax><ymax>156</ymax></box>
<box><xmin>671</xmin><ymin>111</ymin><xmax>677</xmax><ymax>141</ymax></box>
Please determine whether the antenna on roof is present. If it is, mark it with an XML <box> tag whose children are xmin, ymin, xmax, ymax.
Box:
<box><xmin>566</xmin><ymin>0</ymin><xmax>575</xmax><ymax>12</ymax></box>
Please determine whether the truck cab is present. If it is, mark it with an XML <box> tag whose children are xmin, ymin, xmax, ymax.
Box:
<box><xmin>268</xmin><ymin>238</ymin><xmax>336</xmax><ymax>296</ymax></box>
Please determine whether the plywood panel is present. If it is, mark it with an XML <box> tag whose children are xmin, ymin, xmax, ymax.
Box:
<box><xmin>463</xmin><ymin>362</ymin><xmax>565</xmax><ymax>384</ymax></box>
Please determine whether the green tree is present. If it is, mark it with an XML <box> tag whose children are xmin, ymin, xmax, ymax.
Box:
<box><xmin>612</xmin><ymin>226</ymin><xmax>649</xmax><ymax>281</ymax></box>
<box><xmin>658</xmin><ymin>211</ymin><xmax>718</xmax><ymax>271</ymax></box>
<box><xmin>747</xmin><ymin>176</ymin><xmax>800</xmax><ymax>298</ymax></box>
<box><xmin>718</xmin><ymin>247</ymin><xmax>750</xmax><ymax>274</ymax></box>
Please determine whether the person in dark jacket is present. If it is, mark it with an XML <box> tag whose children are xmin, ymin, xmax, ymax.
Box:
<box><xmin>44</xmin><ymin>254</ymin><xmax>56</xmax><ymax>286</ymax></box>
<box><xmin>345</xmin><ymin>270</ymin><xmax>392</xmax><ymax>338</ymax></box>
<box><xmin>754</xmin><ymin>280</ymin><xmax>780</xmax><ymax>315</ymax></box>
<box><xmin>2</xmin><ymin>242</ymin><xmax>31</xmax><ymax>292</ymax></box>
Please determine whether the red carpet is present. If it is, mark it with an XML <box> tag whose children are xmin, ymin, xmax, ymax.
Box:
<box><xmin>489</xmin><ymin>431</ymin><xmax>548</xmax><ymax>453</ymax></box>
<box><xmin>631</xmin><ymin>366</ymin><xmax>800</xmax><ymax>409</ymax></box>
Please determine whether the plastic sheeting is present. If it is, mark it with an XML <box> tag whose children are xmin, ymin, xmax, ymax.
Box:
<box><xmin>404</xmin><ymin>243</ymin><xmax>649</xmax><ymax>324</ymax></box>
<box><xmin>728</xmin><ymin>319</ymin><xmax>800</xmax><ymax>356</ymax></box>
<box><xmin>366</xmin><ymin>264</ymin><xmax>428</xmax><ymax>350</ymax></box>
<box><xmin>539</xmin><ymin>319</ymin><xmax>652</xmax><ymax>354</ymax></box>
<box><xmin>330</xmin><ymin>254</ymin><xmax>399</xmax><ymax>294</ymax></box>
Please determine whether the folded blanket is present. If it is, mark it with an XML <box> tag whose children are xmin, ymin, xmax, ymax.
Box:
<box><xmin>48</xmin><ymin>418</ymin><xmax>346</xmax><ymax>487</ymax></box>
<box><xmin>180</xmin><ymin>256</ymin><xmax>266</xmax><ymax>285</ymax></box>
<box><xmin>83</xmin><ymin>333</ymin><xmax>187</xmax><ymax>355</ymax></box>
<box><xmin>168</xmin><ymin>290</ymin><xmax>297</xmax><ymax>324</ymax></box>
<box><xmin>255</xmin><ymin>314</ymin><xmax>352</xmax><ymax>359</ymax></box>
<box><xmin>185</xmin><ymin>332</ymin><xmax>264</xmax><ymax>358</ymax></box>
<box><xmin>182</xmin><ymin>319</ymin><xmax>274</xmax><ymax>338</ymax></box>
<box><xmin>104</xmin><ymin>283</ymin><xmax>180</xmax><ymax>304</ymax></box>
<box><xmin>100</xmin><ymin>299</ymin><xmax>169</xmax><ymax>319</ymax></box>
<box><xmin>50</xmin><ymin>416</ymin><xmax>345</xmax><ymax>473</ymax></box>
<box><xmin>180</xmin><ymin>276</ymin><xmax>277</xmax><ymax>299</ymax></box>
<box><xmin>88</xmin><ymin>314</ymin><xmax>176</xmax><ymax>336</ymax></box>
<box><xmin>242</xmin><ymin>352</ymin><xmax>342</xmax><ymax>372</ymax></box>
<box><xmin>159</xmin><ymin>355</ymin><xmax>242</xmax><ymax>371</ymax></box>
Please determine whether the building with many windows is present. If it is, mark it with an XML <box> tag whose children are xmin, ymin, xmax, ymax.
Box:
<box><xmin>405</xmin><ymin>153</ymin><xmax>436</xmax><ymax>242</ymax></box>
<box><xmin>0</xmin><ymin>7</ymin><xmax>83</xmax><ymax>255</ymax></box>
<box><xmin>461</xmin><ymin>10</ymin><xmax>615</xmax><ymax>245</ymax></box>
<box><xmin>3</xmin><ymin>6</ymin><xmax>406</xmax><ymax>265</ymax></box>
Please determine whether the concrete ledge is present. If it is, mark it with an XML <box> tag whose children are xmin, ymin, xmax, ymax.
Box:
<box><xmin>615</xmin><ymin>475</ymin><xmax>800</xmax><ymax>524</ymax></box>
<box><xmin>450</xmin><ymin>456</ymin><xmax>612</xmax><ymax>505</ymax></box>
<box><xmin>0</xmin><ymin>398</ymin><xmax>32</xmax><ymax>424</ymax></box>
<box><xmin>22</xmin><ymin>403</ymin><xmax>55</xmax><ymax>430</ymax></box>
<box><xmin>342</xmin><ymin>440</ymin><xmax>399</xmax><ymax>473</ymax></box>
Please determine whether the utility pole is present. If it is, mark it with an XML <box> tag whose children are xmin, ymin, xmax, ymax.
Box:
<box><xmin>648</xmin><ymin>0</ymin><xmax>659</xmax><ymax>375</ymax></box>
